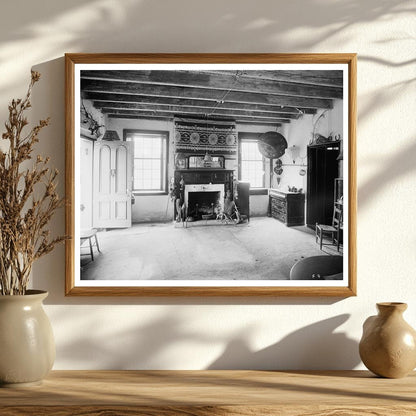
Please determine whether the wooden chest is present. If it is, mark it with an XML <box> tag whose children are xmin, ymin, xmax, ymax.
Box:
<box><xmin>269</xmin><ymin>189</ymin><xmax>305</xmax><ymax>226</ymax></box>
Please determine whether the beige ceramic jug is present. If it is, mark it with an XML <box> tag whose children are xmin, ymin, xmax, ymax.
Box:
<box><xmin>359</xmin><ymin>302</ymin><xmax>416</xmax><ymax>378</ymax></box>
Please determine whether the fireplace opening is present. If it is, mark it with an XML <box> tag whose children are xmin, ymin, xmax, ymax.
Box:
<box><xmin>184</xmin><ymin>184</ymin><xmax>225</xmax><ymax>221</ymax></box>
<box><xmin>188</xmin><ymin>191</ymin><xmax>221</xmax><ymax>220</ymax></box>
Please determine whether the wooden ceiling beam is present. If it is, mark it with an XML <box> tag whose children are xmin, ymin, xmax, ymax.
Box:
<box><xmin>106</xmin><ymin>110</ymin><xmax>291</xmax><ymax>123</ymax></box>
<box><xmin>235</xmin><ymin>120</ymin><xmax>284</xmax><ymax>126</ymax></box>
<box><xmin>108</xmin><ymin>114</ymin><xmax>172</xmax><ymax>121</ymax></box>
<box><xmin>107</xmin><ymin>113</ymin><xmax>280</xmax><ymax>129</ymax></box>
<box><xmin>82</xmin><ymin>80</ymin><xmax>333</xmax><ymax>109</ymax></box>
<box><xmin>98</xmin><ymin>103</ymin><xmax>300</xmax><ymax>119</ymax></box>
<box><xmin>81</xmin><ymin>70</ymin><xmax>342</xmax><ymax>99</ymax></box>
<box><xmin>197</xmin><ymin>70</ymin><xmax>344</xmax><ymax>87</ymax></box>
<box><xmin>91</xmin><ymin>97</ymin><xmax>316</xmax><ymax>115</ymax></box>
<box><xmin>174</xmin><ymin>117</ymin><xmax>237</xmax><ymax>127</ymax></box>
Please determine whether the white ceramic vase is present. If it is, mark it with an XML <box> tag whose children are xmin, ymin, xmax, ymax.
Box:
<box><xmin>0</xmin><ymin>290</ymin><xmax>55</xmax><ymax>387</ymax></box>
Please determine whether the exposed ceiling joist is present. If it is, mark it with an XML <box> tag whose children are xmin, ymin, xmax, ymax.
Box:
<box><xmin>81</xmin><ymin>70</ymin><xmax>342</xmax><ymax>99</ymax></box>
<box><xmin>234</xmin><ymin>120</ymin><xmax>283</xmax><ymax>127</ymax></box>
<box><xmin>82</xmin><ymin>69</ymin><xmax>341</xmax><ymax>127</ymax></box>
<box><xmin>108</xmin><ymin>113</ymin><xmax>282</xmax><ymax>128</ymax></box>
<box><xmin>108</xmin><ymin>114</ymin><xmax>172</xmax><ymax>121</ymax></box>
<box><xmin>107</xmin><ymin>112</ymin><xmax>289</xmax><ymax>124</ymax></box>
<box><xmin>82</xmin><ymin>79</ymin><xmax>333</xmax><ymax>110</ymax></box>
<box><xmin>197</xmin><ymin>70</ymin><xmax>344</xmax><ymax>87</ymax></box>
<box><xmin>97</xmin><ymin>103</ymin><xmax>300</xmax><ymax>119</ymax></box>
<box><xmin>174</xmin><ymin>117</ymin><xmax>237</xmax><ymax>127</ymax></box>
<box><xmin>102</xmin><ymin>108</ymin><xmax>291</xmax><ymax>123</ymax></box>
<box><xmin>91</xmin><ymin>97</ymin><xmax>315</xmax><ymax>115</ymax></box>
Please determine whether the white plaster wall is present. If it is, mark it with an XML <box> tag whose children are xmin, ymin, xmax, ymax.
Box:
<box><xmin>249</xmin><ymin>195</ymin><xmax>269</xmax><ymax>217</ymax></box>
<box><xmin>278</xmin><ymin>101</ymin><xmax>343</xmax><ymax>191</ymax></box>
<box><xmin>1</xmin><ymin>0</ymin><xmax>415</xmax><ymax>370</ymax></box>
<box><xmin>237</xmin><ymin>123</ymin><xmax>282</xmax><ymax>215</ymax></box>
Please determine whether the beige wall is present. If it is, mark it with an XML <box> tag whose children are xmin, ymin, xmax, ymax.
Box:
<box><xmin>1</xmin><ymin>0</ymin><xmax>415</xmax><ymax>370</ymax></box>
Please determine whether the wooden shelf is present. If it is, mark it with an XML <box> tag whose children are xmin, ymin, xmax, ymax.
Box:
<box><xmin>1</xmin><ymin>370</ymin><xmax>415</xmax><ymax>415</ymax></box>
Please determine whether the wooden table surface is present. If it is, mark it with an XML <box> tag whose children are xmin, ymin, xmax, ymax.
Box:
<box><xmin>1</xmin><ymin>370</ymin><xmax>415</xmax><ymax>415</ymax></box>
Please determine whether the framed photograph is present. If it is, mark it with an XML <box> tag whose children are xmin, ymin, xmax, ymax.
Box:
<box><xmin>65</xmin><ymin>53</ymin><xmax>356</xmax><ymax>296</ymax></box>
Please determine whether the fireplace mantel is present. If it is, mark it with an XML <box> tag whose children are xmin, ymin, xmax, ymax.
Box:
<box><xmin>173</xmin><ymin>169</ymin><xmax>234</xmax><ymax>219</ymax></box>
<box><xmin>174</xmin><ymin>169</ymin><xmax>234</xmax><ymax>189</ymax></box>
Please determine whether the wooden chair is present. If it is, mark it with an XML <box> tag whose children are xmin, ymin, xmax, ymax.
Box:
<box><xmin>290</xmin><ymin>255</ymin><xmax>343</xmax><ymax>280</ymax></box>
<box><xmin>315</xmin><ymin>205</ymin><xmax>343</xmax><ymax>251</ymax></box>
<box><xmin>80</xmin><ymin>229</ymin><xmax>101</xmax><ymax>261</ymax></box>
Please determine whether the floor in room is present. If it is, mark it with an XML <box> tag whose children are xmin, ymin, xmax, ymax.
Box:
<box><xmin>81</xmin><ymin>217</ymin><xmax>341</xmax><ymax>281</ymax></box>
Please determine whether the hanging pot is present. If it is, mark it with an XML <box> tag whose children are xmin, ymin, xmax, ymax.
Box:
<box><xmin>258</xmin><ymin>132</ymin><xmax>288</xmax><ymax>159</ymax></box>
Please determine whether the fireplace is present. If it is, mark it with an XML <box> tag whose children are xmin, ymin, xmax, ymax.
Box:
<box><xmin>185</xmin><ymin>184</ymin><xmax>224</xmax><ymax>219</ymax></box>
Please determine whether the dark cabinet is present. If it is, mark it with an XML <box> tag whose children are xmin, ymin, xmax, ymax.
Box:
<box><xmin>269</xmin><ymin>189</ymin><xmax>305</xmax><ymax>226</ymax></box>
<box><xmin>306</xmin><ymin>142</ymin><xmax>341</xmax><ymax>228</ymax></box>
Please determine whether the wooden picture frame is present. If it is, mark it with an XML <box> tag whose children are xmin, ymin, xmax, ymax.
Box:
<box><xmin>65</xmin><ymin>53</ymin><xmax>356</xmax><ymax>296</ymax></box>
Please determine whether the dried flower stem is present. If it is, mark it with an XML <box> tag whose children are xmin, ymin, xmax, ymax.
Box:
<box><xmin>0</xmin><ymin>71</ymin><xmax>65</xmax><ymax>295</ymax></box>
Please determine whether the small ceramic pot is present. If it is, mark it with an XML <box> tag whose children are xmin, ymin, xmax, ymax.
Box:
<box><xmin>359</xmin><ymin>302</ymin><xmax>416</xmax><ymax>378</ymax></box>
<box><xmin>0</xmin><ymin>290</ymin><xmax>55</xmax><ymax>387</ymax></box>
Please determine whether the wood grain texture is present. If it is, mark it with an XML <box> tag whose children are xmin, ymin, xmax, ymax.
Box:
<box><xmin>80</xmin><ymin>69</ymin><xmax>343</xmax><ymax>99</ymax></box>
<box><xmin>64</xmin><ymin>53</ymin><xmax>357</xmax><ymax>297</ymax></box>
<box><xmin>1</xmin><ymin>370</ymin><xmax>414</xmax><ymax>416</ymax></box>
<box><xmin>98</xmin><ymin>105</ymin><xmax>299</xmax><ymax>120</ymax></box>
<box><xmin>348</xmin><ymin>54</ymin><xmax>358</xmax><ymax>296</ymax></box>
<box><xmin>64</xmin><ymin>54</ymin><xmax>75</xmax><ymax>296</ymax></box>
<box><xmin>81</xmin><ymin>78</ymin><xmax>334</xmax><ymax>110</ymax></box>
<box><xmin>65</xmin><ymin>285</ymin><xmax>357</xmax><ymax>297</ymax></box>
<box><xmin>65</xmin><ymin>53</ymin><xmax>357</xmax><ymax>64</ymax></box>
<box><xmin>3</xmin><ymin>405</ymin><xmax>416</xmax><ymax>416</ymax></box>
<box><xmin>90</xmin><ymin>97</ymin><xmax>318</xmax><ymax>114</ymax></box>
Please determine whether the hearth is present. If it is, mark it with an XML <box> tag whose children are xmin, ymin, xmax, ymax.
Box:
<box><xmin>185</xmin><ymin>184</ymin><xmax>224</xmax><ymax>220</ymax></box>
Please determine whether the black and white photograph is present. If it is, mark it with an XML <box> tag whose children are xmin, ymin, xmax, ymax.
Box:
<box><xmin>65</xmin><ymin>54</ymin><xmax>356</xmax><ymax>296</ymax></box>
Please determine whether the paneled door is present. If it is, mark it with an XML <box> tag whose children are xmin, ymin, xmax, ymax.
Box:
<box><xmin>93</xmin><ymin>141</ymin><xmax>133</xmax><ymax>228</ymax></box>
<box><xmin>80</xmin><ymin>138</ymin><xmax>94</xmax><ymax>230</ymax></box>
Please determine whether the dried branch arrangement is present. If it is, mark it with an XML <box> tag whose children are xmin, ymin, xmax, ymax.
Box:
<box><xmin>0</xmin><ymin>71</ymin><xmax>65</xmax><ymax>295</ymax></box>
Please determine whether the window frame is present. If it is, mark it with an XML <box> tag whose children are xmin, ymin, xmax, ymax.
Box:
<box><xmin>123</xmin><ymin>129</ymin><xmax>169</xmax><ymax>195</ymax></box>
<box><xmin>238</xmin><ymin>137</ymin><xmax>266</xmax><ymax>189</ymax></box>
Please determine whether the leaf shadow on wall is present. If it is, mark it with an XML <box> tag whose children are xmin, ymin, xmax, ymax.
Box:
<box><xmin>52</xmin><ymin>310</ymin><xmax>359</xmax><ymax>370</ymax></box>
<box><xmin>358</xmin><ymin>139</ymin><xmax>416</xmax><ymax>210</ymax></box>
<box><xmin>53</xmin><ymin>310</ymin><xmax>225</xmax><ymax>370</ymax></box>
<box><xmin>0</xmin><ymin>0</ymin><xmax>413</xmax><ymax>99</ymax></box>
<box><xmin>207</xmin><ymin>314</ymin><xmax>360</xmax><ymax>370</ymax></box>
<box><xmin>0</xmin><ymin>0</ymin><xmax>412</xmax><ymax>54</ymax></box>
<box><xmin>25</xmin><ymin>0</ymin><xmax>416</xmax><ymax>300</ymax></box>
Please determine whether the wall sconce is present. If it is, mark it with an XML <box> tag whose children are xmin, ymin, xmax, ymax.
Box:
<box><xmin>289</xmin><ymin>145</ymin><xmax>300</xmax><ymax>164</ymax></box>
